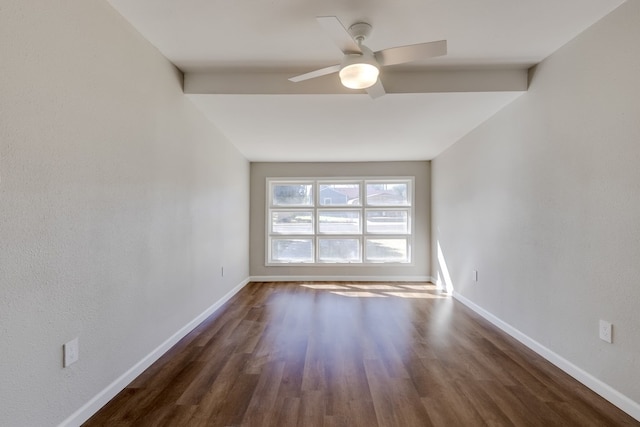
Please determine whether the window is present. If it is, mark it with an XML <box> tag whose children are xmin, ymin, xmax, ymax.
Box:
<box><xmin>267</xmin><ymin>178</ymin><xmax>413</xmax><ymax>265</ymax></box>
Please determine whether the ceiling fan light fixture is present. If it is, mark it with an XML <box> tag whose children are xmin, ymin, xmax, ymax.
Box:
<box><xmin>339</xmin><ymin>62</ymin><xmax>379</xmax><ymax>89</ymax></box>
<box><xmin>339</xmin><ymin>47</ymin><xmax>379</xmax><ymax>89</ymax></box>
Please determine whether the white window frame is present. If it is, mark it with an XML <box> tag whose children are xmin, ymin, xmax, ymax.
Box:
<box><xmin>266</xmin><ymin>177</ymin><xmax>414</xmax><ymax>266</ymax></box>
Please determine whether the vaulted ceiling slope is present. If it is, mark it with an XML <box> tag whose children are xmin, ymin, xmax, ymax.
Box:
<box><xmin>106</xmin><ymin>0</ymin><xmax>625</xmax><ymax>161</ymax></box>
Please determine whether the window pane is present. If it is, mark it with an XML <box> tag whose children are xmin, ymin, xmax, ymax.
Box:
<box><xmin>319</xmin><ymin>183</ymin><xmax>361</xmax><ymax>206</ymax></box>
<box><xmin>318</xmin><ymin>210</ymin><xmax>361</xmax><ymax>234</ymax></box>
<box><xmin>365</xmin><ymin>238</ymin><xmax>409</xmax><ymax>263</ymax></box>
<box><xmin>271</xmin><ymin>238</ymin><xmax>313</xmax><ymax>263</ymax></box>
<box><xmin>365</xmin><ymin>182</ymin><xmax>409</xmax><ymax>206</ymax></box>
<box><xmin>271</xmin><ymin>211</ymin><xmax>313</xmax><ymax>234</ymax></box>
<box><xmin>366</xmin><ymin>210</ymin><xmax>409</xmax><ymax>234</ymax></box>
<box><xmin>272</xmin><ymin>184</ymin><xmax>313</xmax><ymax>206</ymax></box>
<box><xmin>318</xmin><ymin>239</ymin><xmax>361</xmax><ymax>263</ymax></box>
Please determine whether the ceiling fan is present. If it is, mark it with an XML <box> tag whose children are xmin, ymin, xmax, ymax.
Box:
<box><xmin>288</xmin><ymin>16</ymin><xmax>447</xmax><ymax>99</ymax></box>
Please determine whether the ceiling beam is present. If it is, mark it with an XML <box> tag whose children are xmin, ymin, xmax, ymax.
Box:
<box><xmin>184</xmin><ymin>68</ymin><xmax>528</xmax><ymax>95</ymax></box>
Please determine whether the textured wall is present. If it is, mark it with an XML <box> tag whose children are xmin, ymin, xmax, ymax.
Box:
<box><xmin>0</xmin><ymin>1</ymin><xmax>249</xmax><ymax>425</ymax></box>
<box><xmin>250</xmin><ymin>162</ymin><xmax>431</xmax><ymax>279</ymax></box>
<box><xmin>432</xmin><ymin>0</ymin><xmax>640</xmax><ymax>407</ymax></box>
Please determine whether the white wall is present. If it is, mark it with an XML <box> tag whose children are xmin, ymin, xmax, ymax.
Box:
<box><xmin>250</xmin><ymin>162</ymin><xmax>431</xmax><ymax>280</ymax></box>
<box><xmin>432</xmin><ymin>0</ymin><xmax>640</xmax><ymax>413</ymax></box>
<box><xmin>0</xmin><ymin>1</ymin><xmax>249</xmax><ymax>425</ymax></box>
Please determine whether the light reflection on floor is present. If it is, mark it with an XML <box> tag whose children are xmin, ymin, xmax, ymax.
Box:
<box><xmin>396</xmin><ymin>284</ymin><xmax>433</xmax><ymax>290</ymax></box>
<box><xmin>300</xmin><ymin>284</ymin><xmax>350</xmax><ymax>290</ymax></box>
<box><xmin>383</xmin><ymin>292</ymin><xmax>443</xmax><ymax>299</ymax></box>
<box><xmin>331</xmin><ymin>291</ymin><xmax>388</xmax><ymax>298</ymax></box>
<box><xmin>349</xmin><ymin>284</ymin><xmax>402</xmax><ymax>290</ymax></box>
<box><xmin>300</xmin><ymin>282</ymin><xmax>447</xmax><ymax>299</ymax></box>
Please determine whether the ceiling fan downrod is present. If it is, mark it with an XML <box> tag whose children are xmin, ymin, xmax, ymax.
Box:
<box><xmin>348</xmin><ymin>22</ymin><xmax>373</xmax><ymax>45</ymax></box>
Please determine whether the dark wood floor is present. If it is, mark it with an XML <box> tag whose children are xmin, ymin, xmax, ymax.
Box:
<box><xmin>84</xmin><ymin>282</ymin><xmax>639</xmax><ymax>426</ymax></box>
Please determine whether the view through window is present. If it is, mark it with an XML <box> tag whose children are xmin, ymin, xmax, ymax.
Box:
<box><xmin>267</xmin><ymin>178</ymin><xmax>413</xmax><ymax>265</ymax></box>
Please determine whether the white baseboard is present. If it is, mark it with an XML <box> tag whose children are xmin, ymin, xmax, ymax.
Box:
<box><xmin>58</xmin><ymin>277</ymin><xmax>251</xmax><ymax>427</ymax></box>
<box><xmin>453</xmin><ymin>291</ymin><xmax>640</xmax><ymax>422</ymax></box>
<box><xmin>250</xmin><ymin>275</ymin><xmax>436</xmax><ymax>283</ymax></box>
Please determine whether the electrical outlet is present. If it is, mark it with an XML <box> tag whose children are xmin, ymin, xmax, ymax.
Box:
<box><xmin>64</xmin><ymin>337</ymin><xmax>79</xmax><ymax>367</ymax></box>
<box><xmin>599</xmin><ymin>320</ymin><xmax>613</xmax><ymax>344</ymax></box>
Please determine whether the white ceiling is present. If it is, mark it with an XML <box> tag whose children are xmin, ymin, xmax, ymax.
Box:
<box><xmin>188</xmin><ymin>93</ymin><xmax>522</xmax><ymax>162</ymax></box>
<box><xmin>106</xmin><ymin>0</ymin><xmax>625</xmax><ymax>161</ymax></box>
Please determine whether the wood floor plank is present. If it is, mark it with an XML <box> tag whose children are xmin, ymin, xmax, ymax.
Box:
<box><xmin>480</xmin><ymin>380</ymin><xmax>544</xmax><ymax>427</ymax></box>
<box><xmin>83</xmin><ymin>282</ymin><xmax>640</xmax><ymax>427</ymax></box>
<box><xmin>271</xmin><ymin>396</ymin><xmax>300</xmax><ymax>427</ymax></box>
<box><xmin>241</xmin><ymin>360</ymin><xmax>286</xmax><ymax>424</ymax></box>
<box><xmin>186</xmin><ymin>353</ymin><xmax>251</xmax><ymax>423</ymax></box>
<box><xmin>456</xmin><ymin>379</ymin><xmax>516</xmax><ymax>427</ymax></box>
<box><xmin>364</xmin><ymin>359</ymin><xmax>405</xmax><ymax>426</ymax></box>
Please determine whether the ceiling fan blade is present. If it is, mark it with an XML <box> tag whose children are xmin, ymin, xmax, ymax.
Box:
<box><xmin>375</xmin><ymin>40</ymin><xmax>447</xmax><ymax>66</ymax></box>
<box><xmin>288</xmin><ymin>64</ymin><xmax>341</xmax><ymax>83</ymax></box>
<box><xmin>366</xmin><ymin>79</ymin><xmax>386</xmax><ymax>99</ymax></box>
<box><xmin>316</xmin><ymin>16</ymin><xmax>362</xmax><ymax>54</ymax></box>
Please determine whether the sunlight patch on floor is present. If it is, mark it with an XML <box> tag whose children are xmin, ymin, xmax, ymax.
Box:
<box><xmin>349</xmin><ymin>284</ymin><xmax>401</xmax><ymax>290</ymax></box>
<box><xmin>396</xmin><ymin>284</ymin><xmax>436</xmax><ymax>291</ymax></box>
<box><xmin>330</xmin><ymin>291</ymin><xmax>388</xmax><ymax>298</ymax></box>
<box><xmin>383</xmin><ymin>292</ymin><xmax>446</xmax><ymax>299</ymax></box>
<box><xmin>301</xmin><ymin>284</ymin><xmax>350</xmax><ymax>290</ymax></box>
<box><xmin>298</xmin><ymin>282</ymin><xmax>449</xmax><ymax>299</ymax></box>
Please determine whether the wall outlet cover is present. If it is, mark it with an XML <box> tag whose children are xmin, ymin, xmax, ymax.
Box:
<box><xmin>599</xmin><ymin>320</ymin><xmax>613</xmax><ymax>344</ymax></box>
<box><xmin>64</xmin><ymin>337</ymin><xmax>79</xmax><ymax>367</ymax></box>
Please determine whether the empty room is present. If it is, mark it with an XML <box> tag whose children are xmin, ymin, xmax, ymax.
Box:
<box><xmin>1</xmin><ymin>0</ymin><xmax>639</xmax><ymax>425</ymax></box>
